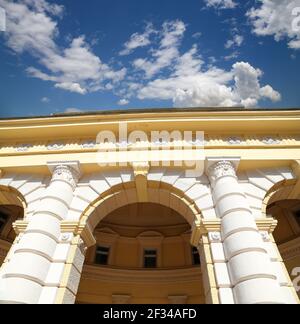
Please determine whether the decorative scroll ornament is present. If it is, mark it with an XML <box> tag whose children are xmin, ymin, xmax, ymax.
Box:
<box><xmin>262</xmin><ymin>137</ymin><xmax>281</xmax><ymax>145</ymax></box>
<box><xmin>47</xmin><ymin>142</ymin><xmax>64</xmax><ymax>151</ymax></box>
<box><xmin>61</xmin><ymin>233</ymin><xmax>72</xmax><ymax>242</ymax></box>
<box><xmin>51</xmin><ymin>164</ymin><xmax>80</xmax><ymax>190</ymax></box>
<box><xmin>227</xmin><ymin>137</ymin><xmax>242</xmax><ymax>145</ymax></box>
<box><xmin>207</xmin><ymin>160</ymin><xmax>237</xmax><ymax>184</ymax></box>
<box><xmin>16</xmin><ymin>144</ymin><xmax>32</xmax><ymax>152</ymax></box>
<box><xmin>208</xmin><ymin>232</ymin><xmax>222</xmax><ymax>243</ymax></box>
<box><xmin>81</xmin><ymin>140</ymin><xmax>96</xmax><ymax>149</ymax></box>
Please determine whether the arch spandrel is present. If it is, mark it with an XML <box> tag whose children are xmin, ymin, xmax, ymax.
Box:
<box><xmin>0</xmin><ymin>173</ymin><xmax>48</xmax><ymax>221</ymax></box>
<box><xmin>236</xmin><ymin>166</ymin><xmax>297</xmax><ymax>219</ymax></box>
<box><xmin>68</xmin><ymin>168</ymin><xmax>214</xmax><ymax>232</ymax></box>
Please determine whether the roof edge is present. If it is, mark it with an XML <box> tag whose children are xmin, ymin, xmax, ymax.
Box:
<box><xmin>1</xmin><ymin>107</ymin><xmax>300</xmax><ymax>121</ymax></box>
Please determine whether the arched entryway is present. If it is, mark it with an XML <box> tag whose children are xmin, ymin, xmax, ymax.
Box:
<box><xmin>267</xmin><ymin>199</ymin><xmax>300</xmax><ymax>299</ymax></box>
<box><xmin>76</xmin><ymin>201</ymin><xmax>204</xmax><ymax>304</ymax></box>
<box><xmin>265</xmin><ymin>180</ymin><xmax>300</xmax><ymax>299</ymax></box>
<box><xmin>0</xmin><ymin>186</ymin><xmax>25</xmax><ymax>267</ymax></box>
<box><xmin>73</xmin><ymin>170</ymin><xmax>207</xmax><ymax>305</ymax></box>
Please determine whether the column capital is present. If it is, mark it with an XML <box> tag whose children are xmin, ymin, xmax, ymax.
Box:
<box><xmin>47</xmin><ymin>161</ymin><xmax>81</xmax><ymax>190</ymax></box>
<box><xmin>206</xmin><ymin>158</ymin><xmax>240</xmax><ymax>185</ymax></box>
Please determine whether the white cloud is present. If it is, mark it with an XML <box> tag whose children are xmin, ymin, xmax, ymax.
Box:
<box><xmin>64</xmin><ymin>108</ymin><xmax>83</xmax><ymax>113</ymax></box>
<box><xmin>1</xmin><ymin>0</ymin><xmax>126</xmax><ymax>94</ymax></box>
<box><xmin>247</xmin><ymin>0</ymin><xmax>300</xmax><ymax>49</ymax></box>
<box><xmin>137</xmin><ymin>51</ymin><xmax>281</xmax><ymax>108</ymax></box>
<box><xmin>1</xmin><ymin>4</ymin><xmax>283</xmax><ymax>109</ymax></box>
<box><xmin>223</xmin><ymin>51</ymin><xmax>240</xmax><ymax>61</ymax></box>
<box><xmin>127</xmin><ymin>20</ymin><xmax>280</xmax><ymax>108</ymax></box>
<box><xmin>204</xmin><ymin>0</ymin><xmax>237</xmax><ymax>10</ymax></box>
<box><xmin>118</xmin><ymin>98</ymin><xmax>129</xmax><ymax>106</ymax></box>
<box><xmin>119</xmin><ymin>23</ymin><xmax>155</xmax><ymax>56</ymax></box>
<box><xmin>0</xmin><ymin>0</ymin><xmax>58</xmax><ymax>54</ymax></box>
<box><xmin>41</xmin><ymin>96</ymin><xmax>50</xmax><ymax>103</ymax></box>
<box><xmin>192</xmin><ymin>32</ymin><xmax>202</xmax><ymax>39</ymax></box>
<box><xmin>23</xmin><ymin>0</ymin><xmax>64</xmax><ymax>16</ymax></box>
<box><xmin>259</xmin><ymin>85</ymin><xmax>281</xmax><ymax>102</ymax></box>
<box><xmin>54</xmin><ymin>82</ymin><xmax>87</xmax><ymax>95</ymax></box>
<box><xmin>133</xmin><ymin>20</ymin><xmax>186</xmax><ymax>78</ymax></box>
<box><xmin>225</xmin><ymin>34</ymin><xmax>244</xmax><ymax>49</ymax></box>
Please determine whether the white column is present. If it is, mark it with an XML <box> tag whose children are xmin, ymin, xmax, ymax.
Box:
<box><xmin>0</xmin><ymin>162</ymin><xmax>80</xmax><ymax>304</ymax></box>
<box><xmin>207</xmin><ymin>160</ymin><xmax>285</xmax><ymax>304</ymax></box>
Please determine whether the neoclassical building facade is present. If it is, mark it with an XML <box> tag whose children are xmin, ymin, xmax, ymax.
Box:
<box><xmin>0</xmin><ymin>108</ymin><xmax>299</xmax><ymax>304</ymax></box>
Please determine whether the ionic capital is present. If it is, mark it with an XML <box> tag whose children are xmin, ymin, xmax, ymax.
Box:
<box><xmin>206</xmin><ymin>158</ymin><xmax>240</xmax><ymax>186</ymax></box>
<box><xmin>47</xmin><ymin>161</ymin><xmax>81</xmax><ymax>190</ymax></box>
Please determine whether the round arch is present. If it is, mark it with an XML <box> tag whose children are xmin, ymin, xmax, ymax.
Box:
<box><xmin>0</xmin><ymin>185</ymin><xmax>27</xmax><ymax>210</ymax></box>
<box><xmin>79</xmin><ymin>179</ymin><xmax>203</xmax><ymax>233</ymax></box>
<box><xmin>263</xmin><ymin>179</ymin><xmax>299</xmax><ymax>216</ymax></box>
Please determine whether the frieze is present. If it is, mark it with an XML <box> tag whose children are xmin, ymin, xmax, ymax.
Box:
<box><xmin>47</xmin><ymin>142</ymin><xmax>64</xmax><ymax>151</ymax></box>
<box><xmin>3</xmin><ymin>135</ymin><xmax>299</xmax><ymax>154</ymax></box>
<box><xmin>226</xmin><ymin>137</ymin><xmax>243</xmax><ymax>145</ymax></box>
<box><xmin>81</xmin><ymin>140</ymin><xmax>96</xmax><ymax>149</ymax></box>
<box><xmin>262</xmin><ymin>137</ymin><xmax>281</xmax><ymax>145</ymax></box>
<box><xmin>15</xmin><ymin>144</ymin><xmax>32</xmax><ymax>152</ymax></box>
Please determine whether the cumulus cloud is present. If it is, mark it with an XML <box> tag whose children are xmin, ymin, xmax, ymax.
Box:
<box><xmin>133</xmin><ymin>20</ymin><xmax>186</xmax><ymax>78</ymax></box>
<box><xmin>118</xmin><ymin>98</ymin><xmax>130</xmax><ymax>106</ymax></box>
<box><xmin>247</xmin><ymin>0</ymin><xmax>300</xmax><ymax>50</ymax></box>
<box><xmin>204</xmin><ymin>0</ymin><xmax>237</xmax><ymax>10</ymax></box>
<box><xmin>122</xmin><ymin>19</ymin><xmax>280</xmax><ymax>108</ymax></box>
<box><xmin>54</xmin><ymin>82</ymin><xmax>87</xmax><ymax>95</ymax></box>
<box><xmin>119</xmin><ymin>23</ymin><xmax>155</xmax><ymax>56</ymax></box>
<box><xmin>0</xmin><ymin>0</ymin><xmax>126</xmax><ymax>94</ymax></box>
<box><xmin>0</xmin><ymin>3</ymin><xmax>282</xmax><ymax>108</ymax></box>
<box><xmin>137</xmin><ymin>51</ymin><xmax>281</xmax><ymax>108</ymax></box>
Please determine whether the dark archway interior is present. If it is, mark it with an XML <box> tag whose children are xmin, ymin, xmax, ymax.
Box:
<box><xmin>0</xmin><ymin>205</ymin><xmax>24</xmax><ymax>264</ymax></box>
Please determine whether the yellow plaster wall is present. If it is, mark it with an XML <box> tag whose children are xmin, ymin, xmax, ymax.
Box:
<box><xmin>76</xmin><ymin>271</ymin><xmax>205</xmax><ymax>304</ymax></box>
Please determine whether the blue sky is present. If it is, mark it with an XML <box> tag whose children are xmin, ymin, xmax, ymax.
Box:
<box><xmin>0</xmin><ymin>0</ymin><xmax>300</xmax><ymax>117</ymax></box>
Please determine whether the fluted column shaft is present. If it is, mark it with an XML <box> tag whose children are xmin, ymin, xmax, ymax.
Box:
<box><xmin>208</xmin><ymin>161</ymin><xmax>284</xmax><ymax>304</ymax></box>
<box><xmin>0</xmin><ymin>163</ymin><xmax>80</xmax><ymax>304</ymax></box>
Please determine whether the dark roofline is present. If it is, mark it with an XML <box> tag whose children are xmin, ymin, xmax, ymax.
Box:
<box><xmin>1</xmin><ymin>106</ymin><xmax>300</xmax><ymax>120</ymax></box>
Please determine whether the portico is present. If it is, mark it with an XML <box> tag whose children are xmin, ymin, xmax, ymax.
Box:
<box><xmin>0</xmin><ymin>108</ymin><xmax>299</xmax><ymax>304</ymax></box>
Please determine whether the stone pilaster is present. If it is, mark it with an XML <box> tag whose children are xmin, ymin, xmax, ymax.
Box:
<box><xmin>54</xmin><ymin>220</ymin><xmax>95</xmax><ymax>304</ymax></box>
<box><xmin>197</xmin><ymin>234</ymin><xmax>219</xmax><ymax>304</ymax></box>
<box><xmin>55</xmin><ymin>235</ymin><xmax>87</xmax><ymax>304</ymax></box>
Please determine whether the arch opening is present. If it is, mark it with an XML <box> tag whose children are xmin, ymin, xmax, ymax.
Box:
<box><xmin>76</xmin><ymin>199</ymin><xmax>205</xmax><ymax>304</ymax></box>
<box><xmin>266</xmin><ymin>180</ymin><xmax>300</xmax><ymax>300</ymax></box>
<box><xmin>78</xmin><ymin>177</ymin><xmax>203</xmax><ymax>235</ymax></box>
<box><xmin>0</xmin><ymin>186</ymin><xmax>25</xmax><ymax>267</ymax></box>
